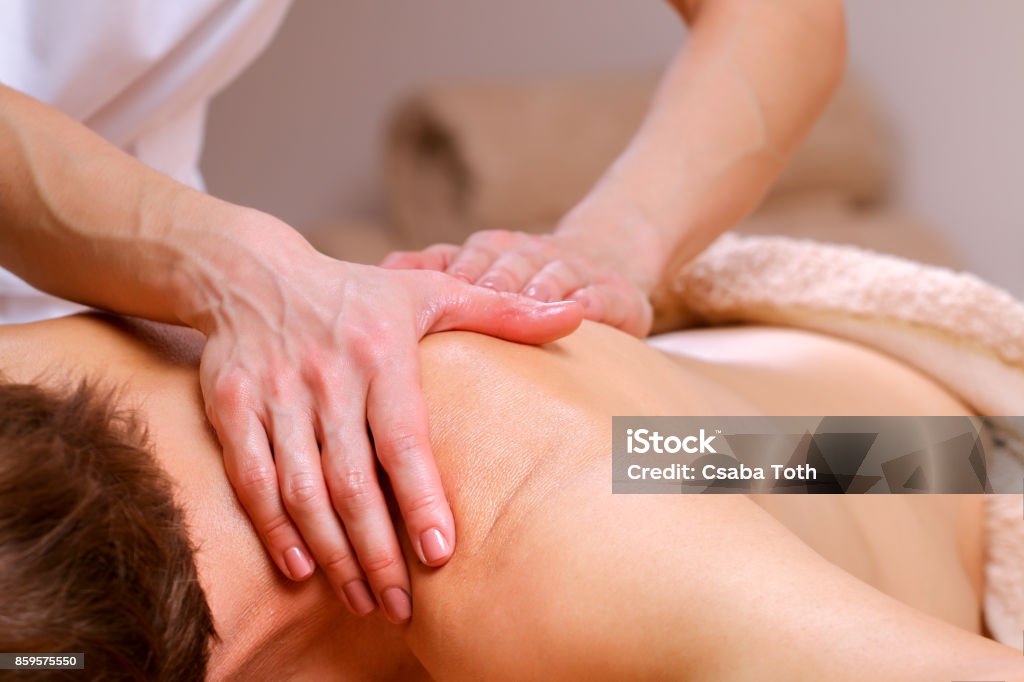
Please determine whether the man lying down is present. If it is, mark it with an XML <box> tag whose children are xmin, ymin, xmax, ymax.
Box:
<box><xmin>1</xmin><ymin>314</ymin><xmax>1021</xmax><ymax>681</ymax></box>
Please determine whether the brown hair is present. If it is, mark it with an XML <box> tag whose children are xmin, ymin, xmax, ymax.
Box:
<box><xmin>0</xmin><ymin>380</ymin><xmax>216</xmax><ymax>680</ymax></box>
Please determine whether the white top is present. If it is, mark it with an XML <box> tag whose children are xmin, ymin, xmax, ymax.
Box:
<box><xmin>0</xmin><ymin>0</ymin><xmax>292</xmax><ymax>323</ymax></box>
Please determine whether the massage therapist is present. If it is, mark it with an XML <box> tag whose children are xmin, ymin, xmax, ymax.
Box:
<box><xmin>0</xmin><ymin>0</ymin><xmax>844</xmax><ymax>624</ymax></box>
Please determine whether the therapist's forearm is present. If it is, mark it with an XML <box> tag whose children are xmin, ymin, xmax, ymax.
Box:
<box><xmin>0</xmin><ymin>84</ymin><xmax>305</xmax><ymax>328</ymax></box>
<box><xmin>557</xmin><ymin>0</ymin><xmax>846</xmax><ymax>292</ymax></box>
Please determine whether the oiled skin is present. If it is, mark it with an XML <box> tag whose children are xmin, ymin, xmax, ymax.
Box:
<box><xmin>0</xmin><ymin>316</ymin><xmax>1018</xmax><ymax>681</ymax></box>
<box><xmin>406</xmin><ymin>322</ymin><xmax>1007</xmax><ymax>681</ymax></box>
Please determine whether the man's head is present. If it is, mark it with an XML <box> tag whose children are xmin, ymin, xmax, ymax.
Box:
<box><xmin>0</xmin><ymin>379</ymin><xmax>215</xmax><ymax>681</ymax></box>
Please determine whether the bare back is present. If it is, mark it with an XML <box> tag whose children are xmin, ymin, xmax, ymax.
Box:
<box><xmin>0</xmin><ymin>315</ymin><xmax>997</xmax><ymax>680</ymax></box>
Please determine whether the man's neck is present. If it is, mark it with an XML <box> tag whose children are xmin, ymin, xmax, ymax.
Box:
<box><xmin>201</xmin><ymin>566</ymin><xmax>418</xmax><ymax>680</ymax></box>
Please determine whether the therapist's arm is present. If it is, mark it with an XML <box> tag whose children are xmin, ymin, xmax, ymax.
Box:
<box><xmin>384</xmin><ymin>0</ymin><xmax>846</xmax><ymax>335</ymax></box>
<box><xmin>0</xmin><ymin>84</ymin><xmax>581</xmax><ymax>622</ymax></box>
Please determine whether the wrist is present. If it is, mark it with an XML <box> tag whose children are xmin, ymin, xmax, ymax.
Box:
<box><xmin>167</xmin><ymin>199</ymin><xmax>315</xmax><ymax>333</ymax></box>
<box><xmin>554</xmin><ymin>181</ymin><xmax>669</xmax><ymax>294</ymax></box>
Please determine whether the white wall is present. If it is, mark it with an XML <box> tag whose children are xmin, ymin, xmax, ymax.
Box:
<box><xmin>202</xmin><ymin>0</ymin><xmax>1024</xmax><ymax>295</ymax></box>
<box><xmin>843</xmin><ymin>1</ymin><xmax>1024</xmax><ymax>295</ymax></box>
<box><xmin>200</xmin><ymin>0</ymin><xmax>682</xmax><ymax>225</ymax></box>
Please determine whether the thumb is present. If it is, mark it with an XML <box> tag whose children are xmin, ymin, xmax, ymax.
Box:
<box><xmin>427</xmin><ymin>280</ymin><xmax>584</xmax><ymax>344</ymax></box>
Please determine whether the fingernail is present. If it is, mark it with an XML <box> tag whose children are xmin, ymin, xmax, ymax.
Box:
<box><xmin>284</xmin><ymin>546</ymin><xmax>314</xmax><ymax>580</ymax></box>
<box><xmin>523</xmin><ymin>286</ymin><xmax>551</xmax><ymax>302</ymax></box>
<box><xmin>382</xmin><ymin>587</ymin><xmax>412</xmax><ymax>624</ymax></box>
<box><xmin>419</xmin><ymin>527</ymin><xmax>451</xmax><ymax>565</ymax></box>
<box><xmin>342</xmin><ymin>580</ymin><xmax>377</xmax><ymax>616</ymax></box>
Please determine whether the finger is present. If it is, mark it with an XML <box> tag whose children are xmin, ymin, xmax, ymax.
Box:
<box><xmin>477</xmin><ymin>250</ymin><xmax>544</xmax><ymax>293</ymax></box>
<box><xmin>570</xmin><ymin>281</ymin><xmax>653</xmax><ymax>337</ymax></box>
<box><xmin>363</xmin><ymin>351</ymin><xmax>455</xmax><ymax>625</ymax></box>
<box><xmin>420</xmin><ymin>243</ymin><xmax>460</xmax><ymax>270</ymax></box>
<box><xmin>445</xmin><ymin>246</ymin><xmax>496</xmax><ymax>283</ymax></box>
<box><xmin>271</xmin><ymin>411</ymin><xmax>379</xmax><ymax>616</ymax></box>
<box><xmin>522</xmin><ymin>259</ymin><xmax>586</xmax><ymax>302</ymax></box>
<box><xmin>366</xmin><ymin>347</ymin><xmax>455</xmax><ymax>578</ymax></box>
<box><xmin>427</xmin><ymin>278</ymin><xmax>584</xmax><ymax>344</ymax></box>
<box><xmin>380</xmin><ymin>251</ymin><xmax>426</xmax><ymax>269</ymax></box>
<box><xmin>381</xmin><ymin>244</ymin><xmax>459</xmax><ymax>271</ymax></box>
<box><xmin>216</xmin><ymin>407</ymin><xmax>315</xmax><ymax>583</ymax></box>
<box><xmin>320</xmin><ymin>405</ymin><xmax>412</xmax><ymax>624</ymax></box>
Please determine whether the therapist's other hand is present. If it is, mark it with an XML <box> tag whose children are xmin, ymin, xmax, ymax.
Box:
<box><xmin>189</xmin><ymin>219</ymin><xmax>582</xmax><ymax>624</ymax></box>
<box><xmin>381</xmin><ymin>230</ymin><xmax>653</xmax><ymax>337</ymax></box>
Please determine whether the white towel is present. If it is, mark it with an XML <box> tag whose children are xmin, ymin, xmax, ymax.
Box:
<box><xmin>657</xmin><ymin>233</ymin><xmax>1024</xmax><ymax>648</ymax></box>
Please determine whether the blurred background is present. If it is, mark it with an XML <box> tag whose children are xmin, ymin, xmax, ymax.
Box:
<box><xmin>200</xmin><ymin>0</ymin><xmax>1024</xmax><ymax>296</ymax></box>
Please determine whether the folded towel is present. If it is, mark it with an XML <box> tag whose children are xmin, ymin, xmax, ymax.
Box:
<box><xmin>385</xmin><ymin>74</ymin><xmax>890</xmax><ymax>247</ymax></box>
<box><xmin>735</xmin><ymin>194</ymin><xmax>960</xmax><ymax>269</ymax></box>
<box><xmin>656</xmin><ymin>232</ymin><xmax>1024</xmax><ymax>648</ymax></box>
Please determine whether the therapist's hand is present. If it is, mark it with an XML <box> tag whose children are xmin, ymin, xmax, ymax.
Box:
<box><xmin>382</xmin><ymin>229</ymin><xmax>653</xmax><ymax>337</ymax></box>
<box><xmin>189</xmin><ymin>220</ymin><xmax>582</xmax><ymax>624</ymax></box>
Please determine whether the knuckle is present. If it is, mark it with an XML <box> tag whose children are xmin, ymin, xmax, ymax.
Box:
<box><xmin>535</xmin><ymin>273</ymin><xmax>563</xmax><ymax>292</ymax></box>
<box><xmin>320</xmin><ymin>548</ymin><xmax>358</xmax><ymax>575</ymax></box>
<box><xmin>362</xmin><ymin>315</ymin><xmax>396</xmax><ymax>340</ymax></box>
<box><xmin>359</xmin><ymin>548</ymin><xmax>402</xmax><ymax>576</ymax></box>
<box><xmin>282</xmin><ymin>472</ymin><xmax>326</xmax><ymax>511</ymax></box>
<box><xmin>346</xmin><ymin>318</ymin><xmax>378</xmax><ymax>343</ymax></box>
<box><xmin>403</xmin><ymin>491</ymin><xmax>444</xmax><ymax>517</ymax></box>
<box><xmin>210</xmin><ymin>370</ymin><xmax>251</xmax><ymax>411</ymax></box>
<box><xmin>378</xmin><ymin>430</ymin><xmax>425</xmax><ymax>465</ymax></box>
<box><xmin>478</xmin><ymin>276</ymin><xmax>511</xmax><ymax>291</ymax></box>
<box><xmin>260</xmin><ymin>513</ymin><xmax>294</xmax><ymax>542</ymax></box>
<box><xmin>520</xmin><ymin>248</ymin><xmax>549</xmax><ymax>269</ymax></box>
<box><xmin>329</xmin><ymin>468</ymin><xmax>376</xmax><ymax>514</ymax></box>
<box><xmin>485</xmin><ymin>265</ymin><xmax>516</xmax><ymax>282</ymax></box>
<box><xmin>358</xmin><ymin>336</ymin><xmax>396</xmax><ymax>367</ymax></box>
<box><xmin>234</xmin><ymin>463</ymin><xmax>277</xmax><ymax>495</ymax></box>
<box><xmin>554</xmin><ymin>258</ymin><xmax>582</xmax><ymax>278</ymax></box>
